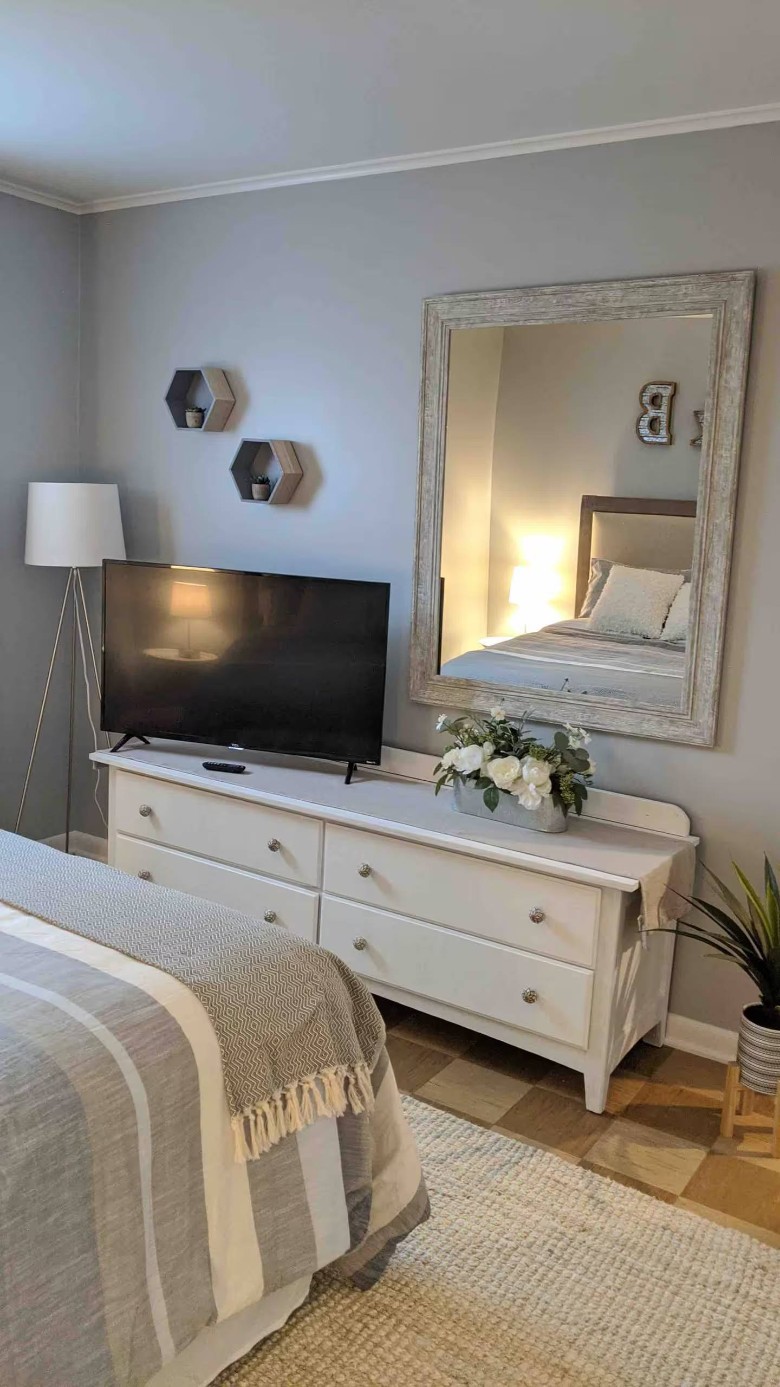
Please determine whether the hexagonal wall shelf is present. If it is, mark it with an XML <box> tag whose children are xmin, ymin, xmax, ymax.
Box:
<box><xmin>230</xmin><ymin>439</ymin><xmax>304</xmax><ymax>505</ymax></box>
<box><xmin>165</xmin><ymin>367</ymin><xmax>235</xmax><ymax>432</ymax></box>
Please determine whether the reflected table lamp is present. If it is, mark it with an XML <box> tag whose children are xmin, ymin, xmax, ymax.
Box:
<box><xmin>509</xmin><ymin>556</ymin><xmax>562</xmax><ymax>634</ymax></box>
<box><xmin>170</xmin><ymin>579</ymin><xmax>212</xmax><ymax>658</ymax></box>
<box><xmin>16</xmin><ymin>482</ymin><xmax>126</xmax><ymax>852</ymax></box>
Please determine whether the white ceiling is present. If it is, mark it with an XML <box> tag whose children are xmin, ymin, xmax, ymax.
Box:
<box><xmin>1</xmin><ymin>0</ymin><xmax>779</xmax><ymax>213</ymax></box>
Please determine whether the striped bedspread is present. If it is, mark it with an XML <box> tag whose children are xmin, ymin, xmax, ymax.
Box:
<box><xmin>440</xmin><ymin>621</ymin><xmax>685</xmax><ymax>707</ymax></box>
<box><xmin>0</xmin><ymin>902</ymin><xmax>428</xmax><ymax>1387</ymax></box>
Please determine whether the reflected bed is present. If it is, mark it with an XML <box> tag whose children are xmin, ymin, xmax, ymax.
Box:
<box><xmin>439</xmin><ymin>496</ymin><xmax>696</xmax><ymax>709</ymax></box>
<box><xmin>440</xmin><ymin>618</ymin><xmax>687</xmax><ymax>706</ymax></box>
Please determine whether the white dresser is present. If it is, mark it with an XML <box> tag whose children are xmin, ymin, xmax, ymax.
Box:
<box><xmin>93</xmin><ymin>743</ymin><xmax>696</xmax><ymax>1112</ymax></box>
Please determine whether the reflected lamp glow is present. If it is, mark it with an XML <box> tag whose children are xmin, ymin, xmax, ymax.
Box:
<box><xmin>509</xmin><ymin>535</ymin><xmax>563</xmax><ymax>634</ymax></box>
<box><xmin>170</xmin><ymin>581</ymin><xmax>212</xmax><ymax>619</ymax></box>
<box><xmin>170</xmin><ymin>580</ymin><xmax>212</xmax><ymax>657</ymax></box>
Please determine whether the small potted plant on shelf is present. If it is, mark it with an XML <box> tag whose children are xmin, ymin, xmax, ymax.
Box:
<box><xmin>251</xmin><ymin>474</ymin><xmax>272</xmax><ymax>501</ymax></box>
<box><xmin>433</xmin><ymin>708</ymin><xmax>594</xmax><ymax>834</ymax></box>
<box><xmin>665</xmin><ymin>858</ymin><xmax>780</xmax><ymax>1095</ymax></box>
<box><xmin>185</xmin><ymin>404</ymin><xmax>205</xmax><ymax>429</ymax></box>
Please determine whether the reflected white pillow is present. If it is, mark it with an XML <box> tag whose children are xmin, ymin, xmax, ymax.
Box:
<box><xmin>589</xmin><ymin>564</ymin><xmax>685</xmax><ymax>639</ymax></box>
<box><xmin>579</xmin><ymin>557</ymin><xmax>691</xmax><ymax>618</ymax></box>
<box><xmin>661</xmin><ymin>582</ymin><xmax>691</xmax><ymax>643</ymax></box>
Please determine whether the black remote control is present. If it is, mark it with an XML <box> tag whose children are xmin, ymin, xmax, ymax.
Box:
<box><xmin>202</xmin><ymin>760</ymin><xmax>247</xmax><ymax>774</ymax></box>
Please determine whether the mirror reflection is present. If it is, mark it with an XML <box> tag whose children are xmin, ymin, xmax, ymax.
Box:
<box><xmin>438</xmin><ymin>314</ymin><xmax>712</xmax><ymax>710</ymax></box>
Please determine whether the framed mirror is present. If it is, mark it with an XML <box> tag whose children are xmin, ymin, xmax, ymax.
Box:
<box><xmin>410</xmin><ymin>271</ymin><xmax>755</xmax><ymax>745</ymax></box>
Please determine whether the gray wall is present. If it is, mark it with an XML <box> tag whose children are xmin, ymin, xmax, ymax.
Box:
<box><xmin>74</xmin><ymin>121</ymin><xmax>780</xmax><ymax>1028</ymax></box>
<box><xmin>0</xmin><ymin>193</ymin><xmax>81</xmax><ymax>840</ymax></box>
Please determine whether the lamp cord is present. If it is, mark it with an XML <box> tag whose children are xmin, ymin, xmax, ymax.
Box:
<box><xmin>74</xmin><ymin>594</ymin><xmax>108</xmax><ymax>832</ymax></box>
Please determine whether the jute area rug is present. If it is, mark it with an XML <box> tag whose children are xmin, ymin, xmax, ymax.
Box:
<box><xmin>216</xmin><ymin>1096</ymin><xmax>780</xmax><ymax>1386</ymax></box>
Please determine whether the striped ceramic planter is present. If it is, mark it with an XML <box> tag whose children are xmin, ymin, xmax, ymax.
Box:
<box><xmin>737</xmin><ymin>1006</ymin><xmax>780</xmax><ymax>1096</ymax></box>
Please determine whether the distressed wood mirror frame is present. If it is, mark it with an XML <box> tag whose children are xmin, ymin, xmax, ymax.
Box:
<box><xmin>410</xmin><ymin>271</ymin><xmax>755</xmax><ymax>746</ymax></box>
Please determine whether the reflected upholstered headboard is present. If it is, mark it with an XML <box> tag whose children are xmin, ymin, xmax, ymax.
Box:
<box><xmin>575</xmin><ymin>495</ymin><xmax>697</xmax><ymax>616</ymax></box>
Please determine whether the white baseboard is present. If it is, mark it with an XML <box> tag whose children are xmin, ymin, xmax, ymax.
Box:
<box><xmin>666</xmin><ymin>1012</ymin><xmax>738</xmax><ymax>1064</ymax></box>
<box><xmin>43</xmin><ymin>831</ymin><xmax>108</xmax><ymax>863</ymax></box>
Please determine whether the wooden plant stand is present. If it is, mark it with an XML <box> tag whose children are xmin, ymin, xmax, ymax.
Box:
<box><xmin>721</xmin><ymin>1064</ymin><xmax>780</xmax><ymax>1158</ymax></box>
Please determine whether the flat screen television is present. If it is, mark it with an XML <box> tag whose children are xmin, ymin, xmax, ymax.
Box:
<box><xmin>101</xmin><ymin>561</ymin><xmax>390</xmax><ymax>767</ymax></box>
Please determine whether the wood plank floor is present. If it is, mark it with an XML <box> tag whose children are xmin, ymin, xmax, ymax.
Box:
<box><xmin>377</xmin><ymin>997</ymin><xmax>780</xmax><ymax>1248</ymax></box>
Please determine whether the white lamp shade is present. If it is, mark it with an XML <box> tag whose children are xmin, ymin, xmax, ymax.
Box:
<box><xmin>508</xmin><ymin>564</ymin><xmax>530</xmax><ymax>607</ymax></box>
<box><xmin>170</xmin><ymin>580</ymin><xmax>212</xmax><ymax>619</ymax></box>
<box><xmin>25</xmin><ymin>482</ymin><xmax>126</xmax><ymax>568</ymax></box>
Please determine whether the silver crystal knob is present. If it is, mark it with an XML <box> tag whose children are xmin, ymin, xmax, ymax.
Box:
<box><xmin>139</xmin><ymin>804</ymin><xmax>152</xmax><ymax>818</ymax></box>
<box><xmin>352</xmin><ymin>936</ymin><xmax>368</xmax><ymax>951</ymax></box>
<box><xmin>137</xmin><ymin>870</ymin><xmax>152</xmax><ymax>880</ymax></box>
<box><xmin>522</xmin><ymin>988</ymin><xmax>539</xmax><ymax>1004</ymax></box>
<box><xmin>267</xmin><ymin>838</ymin><xmax>281</xmax><ymax>852</ymax></box>
<box><xmin>358</xmin><ymin>863</ymin><xmax>372</xmax><ymax>878</ymax></box>
<box><xmin>264</xmin><ymin>909</ymin><xmax>277</xmax><ymax>924</ymax></box>
<box><xmin>529</xmin><ymin>907</ymin><xmax>546</xmax><ymax>924</ymax></box>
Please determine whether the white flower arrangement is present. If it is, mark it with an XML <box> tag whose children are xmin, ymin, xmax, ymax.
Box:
<box><xmin>434</xmin><ymin>710</ymin><xmax>594</xmax><ymax>817</ymax></box>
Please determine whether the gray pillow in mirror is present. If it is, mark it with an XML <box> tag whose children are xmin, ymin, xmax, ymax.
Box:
<box><xmin>579</xmin><ymin>557</ymin><xmax>691</xmax><ymax>618</ymax></box>
<box><xmin>579</xmin><ymin>558</ymin><xmax>613</xmax><ymax>617</ymax></box>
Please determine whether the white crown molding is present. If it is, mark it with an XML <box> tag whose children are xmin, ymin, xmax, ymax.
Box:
<box><xmin>0</xmin><ymin>175</ymin><xmax>81</xmax><ymax>215</ymax></box>
<box><xmin>2</xmin><ymin>101</ymin><xmax>780</xmax><ymax>217</ymax></box>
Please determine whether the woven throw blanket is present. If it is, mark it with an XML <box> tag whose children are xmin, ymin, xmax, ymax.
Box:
<box><xmin>0</xmin><ymin>831</ymin><xmax>385</xmax><ymax>1162</ymax></box>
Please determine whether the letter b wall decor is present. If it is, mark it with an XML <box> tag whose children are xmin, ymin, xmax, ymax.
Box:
<box><xmin>636</xmin><ymin>381</ymin><xmax>677</xmax><ymax>445</ymax></box>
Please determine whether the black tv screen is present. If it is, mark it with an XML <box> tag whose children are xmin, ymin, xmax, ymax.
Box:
<box><xmin>102</xmin><ymin>561</ymin><xmax>390</xmax><ymax>765</ymax></box>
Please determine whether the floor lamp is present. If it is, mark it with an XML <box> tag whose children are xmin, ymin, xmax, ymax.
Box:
<box><xmin>16</xmin><ymin>482</ymin><xmax>126</xmax><ymax>852</ymax></box>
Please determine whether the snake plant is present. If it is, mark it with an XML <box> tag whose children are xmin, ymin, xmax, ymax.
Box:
<box><xmin>672</xmin><ymin>857</ymin><xmax>780</xmax><ymax>1029</ymax></box>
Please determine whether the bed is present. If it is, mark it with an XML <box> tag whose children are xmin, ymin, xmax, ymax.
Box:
<box><xmin>440</xmin><ymin>495</ymin><xmax>697</xmax><ymax>708</ymax></box>
<box><xmin>0</xmin><ymin>834</ymin><xmax>427</xmax><ymax>1387</ymax></box>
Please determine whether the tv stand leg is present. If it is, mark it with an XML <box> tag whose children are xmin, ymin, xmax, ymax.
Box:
<box><xmin>110</xmin><ymin>732</ymin><xmax>151</xmax><ymax>755</ymax></box>
<box><xmin>344</xmin><ymin>761</ymin><xmax>357</xmax><ymax>785</ymax></box>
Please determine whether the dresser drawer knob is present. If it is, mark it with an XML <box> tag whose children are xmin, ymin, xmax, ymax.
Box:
<box><xmin>138</xmin><ymin>804</ymin><xmax>153</xmax><ymax>818</ymax></box>
<box><xmin>358</xmin><ymin>863</ymin><xmax>372</xmax><ymax>878</ymax></box>
<box><xmin>264</xmin><ymin>909</ymin><xmax>277</xmax><ymax>924</ymax></box>
<box><xmin>267</xmin><ymin>838</ymin><xmax>281</xmax><ymax>852</ymax></box>
<box><xmin>522</xmin><ymin>988</ymin><xmax>539</xmax><ymax>1004</ymax></box>
<box><xmin>137</xmin><ymin>870</ymin><xmax>152</xmax><ymax>881</ymax></box>
<box><xmin>529</xmin><ymin>907</ymin><xmax>546</xmax><ymax>924</ymax></box>
<box><xmin>352</xmin><ymin>936</ymin><xmax>368</xmax><ymax>951</ymax></box>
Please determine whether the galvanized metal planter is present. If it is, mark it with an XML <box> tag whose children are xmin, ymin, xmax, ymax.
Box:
<box><xmin>737</xmin><ymin>1006</ymin><xmax>780</xmax><ymax>1096</ymax></box>
<box><xmin>453</xmin><ymin>779</ymin><xmax>568</xmax><ymax>834</ymax></box>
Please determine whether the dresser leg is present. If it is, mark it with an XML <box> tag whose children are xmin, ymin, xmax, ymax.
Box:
<box><xmin>644</xmin><ymin>1017</ymin><xmax>668</xmax><ymax>1047</ymax></box>
<box><xmin>584</xmin><ymin>1066</ymin><xmax>610</xmax><ymax>1114</ymax></box>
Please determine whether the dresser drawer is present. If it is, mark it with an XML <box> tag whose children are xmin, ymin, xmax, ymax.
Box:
<box><xmin>322</xmin><ymin>824</ymin><xmax>599</xmax><ymax>967</ymax></box>
<box><xmin>113</xmin><ymin>774</ymin><xmax>322</xmax><ymax>887</ymax></box>
<box><xmin>114</xmin><ymin>835</ymin><xmax>319</xmax><ymax>942</ymax></box>
<box><xmin>321</xmin><ymin>896</ymin><xmax>592</xmax><ymax>1049</ymax></box>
